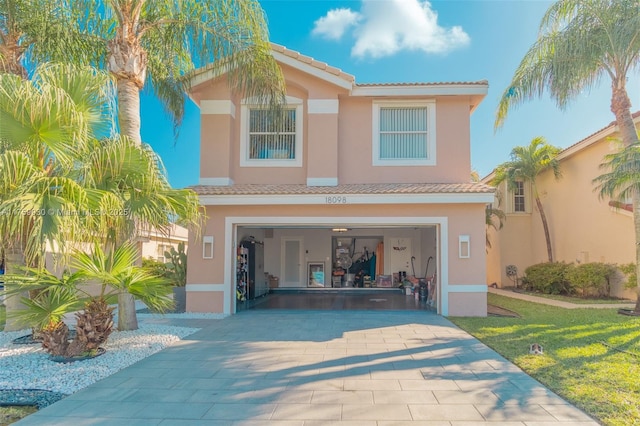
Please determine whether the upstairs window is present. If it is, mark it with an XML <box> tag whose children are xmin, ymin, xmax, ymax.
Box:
<box><xmin>248</xmin><ymin>108</ymin><xmax>296</xmax><ymax>160</ymax></box>
<box><xmin>513</xmin><ymin>181</ymin><xmax>526</xmax><ymax>212</ymax></box>
<box><xmin>372</xmin><ymin>101</ymin><xmax>436</xmax><ymax>166</ymax></box>
<box><xmin>240</xmin><ymin>97</ymin><xmax>303</xmax><ymax>167</ymax></box>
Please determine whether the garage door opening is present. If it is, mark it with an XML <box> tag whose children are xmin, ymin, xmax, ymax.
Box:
<box><xmin>234</xmin><ymin>224</ymin><xmax>439</xmax><ymax>313</ymax></box>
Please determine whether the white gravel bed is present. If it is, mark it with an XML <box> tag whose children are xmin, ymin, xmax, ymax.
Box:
<box><xmin>0</xmin><ymin>323</ymin><xmax>200</xmax><ymax>395</ymax></box>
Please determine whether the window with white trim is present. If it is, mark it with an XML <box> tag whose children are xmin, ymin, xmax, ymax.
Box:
<box><xmin>513</xmin><ymin>181</ymin><xmax>526</xmax><ymax>213</ymax></box>
<box><xmin>505</xmin><ymin>180</ymin><xmax>530</xmax><ymax>214</ymax></box>
<box><xmin>240</xmin><ymin>97</ymin><xmax>303</xmax><ymax>167</ymax></box>
<box><xmin>372</xmin><ymin>101</ymin><xmax>436</xmax><ymax>166</ymax></box>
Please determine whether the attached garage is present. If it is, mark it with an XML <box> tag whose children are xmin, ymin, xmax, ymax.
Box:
<box><xmin>186</xmin><ymin>183</ymin><xmax>493</xmax><ymax>317</ymax></box>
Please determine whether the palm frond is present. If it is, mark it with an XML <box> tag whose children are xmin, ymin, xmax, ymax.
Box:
<box><xmin>496</xmin><ymin>0</ymin><xmax>640</xmax><ymax>130</ymax></box>
<box><xmin>593</xmin><ymin>142</ymin><xmax>640</xmax><ymax>201</ymax></box>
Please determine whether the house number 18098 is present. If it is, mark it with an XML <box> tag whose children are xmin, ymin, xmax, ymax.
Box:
<box><xmin>325</xmin><ymin>196</ymin><xmax>347</xmax><ymax>204</ymax></box>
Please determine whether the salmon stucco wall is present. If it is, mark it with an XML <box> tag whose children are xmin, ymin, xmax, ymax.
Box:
<box><xmin>338</xmin><ymin>97</ymin><xmax>472</xmax><ymax>184</ymax></box>
<box><xmin>187</xmin><ymin>202</ymin><xmax>489</xmax><ymax>316</ymax></box>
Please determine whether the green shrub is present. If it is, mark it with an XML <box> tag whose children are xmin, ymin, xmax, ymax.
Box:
<box><xmin>619</xmin><ymin>263</ymin><xmax>637</xmax><ymax>290</ymax></box>
<box><xmin>565</xmin><ymin>262</ymin><xmax>616</xmax><ymax>297</ymax></box>
<box><xmin>142</xmin><ymin>258</ymin><xmax>169</xmax><ymax>278</ymax></box>
<box><xmin>524</xmin><ymin>262</ymin><xmax>573</xmax><ymax>295</ymax></box>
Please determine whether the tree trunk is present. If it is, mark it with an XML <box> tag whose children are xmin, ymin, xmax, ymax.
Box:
<box><xmin>0</xmin><ymin>35</ymin><xmax>27</xmax><ymax>78</ymax></box>
<box><xmin>116</xmin><ymin>78</ymin><xmax>142</xmax><ymax>145</ymax></box>
<box><xmin>107</xmin><ymin>37</ymin><xmax>147</xmax><ymax>145</ymax></box>
<box><xmin>107</xmin><ymin>36</ymin><xmax>147</xmax><ymax>326</ymax></box>
<box><xmin>610</xmin><ymin>82</ymin><xmax>640</xmax><ymax>313</ymax></box>
<box><xmin>535</xmin><ymin>195</ymin><xmax>554</xmax><ymax>262</ymax></box>
<box><xmin>633</xmin><ymin>193</ymin><xmax>640</xmax><ymax>313</ymax></box>
<box><xmin>3</xmin><ymin>250</ymin><xmax>28</xmax><ymax>332</ymax></box>
<box><xmin>117</xmin><ymin>291</ymin><xmax>138</xmax><ymax>331</ymax></box>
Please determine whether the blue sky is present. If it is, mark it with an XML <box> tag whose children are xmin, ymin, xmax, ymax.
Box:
<box><xmin>143</xmin><ymin>0</ymin><xmax>640</xmax><ymax>189</ymax></box>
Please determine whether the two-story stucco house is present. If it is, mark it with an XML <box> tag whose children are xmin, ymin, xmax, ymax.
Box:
<box><xmin>484</xmin><ymin>112</ymin><xmax>640</xmax><ymax>299</ymax></box>
<box><xmin>185</xmin><ymin>44</ymin><xmax>493</xmax><ymax>317</ymax></box>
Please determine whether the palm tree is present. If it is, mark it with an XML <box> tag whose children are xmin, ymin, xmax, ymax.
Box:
<box><xmin>5</xmin><ymin>242</ymin><xmax>173</xmax><ymax>357</ymax></box>
<box><xmin>494</xmin><ymin>0</ymin><xmax>640</xmax><ymax>310</ymax></box>
<box><xmin>593</xmin><ymin>140</ymin><xmax>640</xmax><ymax>311</ymax></box>
<box><xmin>491</xmin><ymin>137</ymin><xmax>561</xmax><ymax>262</ymax></box>
<box><xmin>79</xmin><ymin>136</ymin><xmax>202</xmax><ymax>330</ymax></box>
<box><xmin>0</xmin><ymin>0</ymin><xmax>81</xmax><ymax>78</ymax></box>
<box><xmin>2</xmin><ymin>0</ymin><xmax>286</xmax><ymax>140</ymax></box>
<box><xmin>0</xmin><ymin>64</ymin><xmax>111</xmax><ymax>330</ymax></box>
<box><xmin>0</xmin><ymin>63</ymin><xmax>202</xmax><ymax>331</ymax></box>
<box><xmin>485</xmin><ymin>202</ymin><xmax>506</xmax><ymax>251</ymax></box>
<box><xmin>48</xmin><ymin>0</ymin><xmax>284</xmax><ymax>144</ymax></box>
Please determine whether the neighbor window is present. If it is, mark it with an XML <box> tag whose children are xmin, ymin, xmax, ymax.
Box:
<box><xmin>513</xmin><ymin>181</ymin><xmax>526</xmax><ymax>212</ymax></box>
<box><xmin>372</xmin><ymin>101</ymin><xmax>436</xmax><ymax>166</ymax></box>
<box><xmin>240</xmin><ymin>97</ymin><xmax>303</xmax><ymax>167</ymax></box>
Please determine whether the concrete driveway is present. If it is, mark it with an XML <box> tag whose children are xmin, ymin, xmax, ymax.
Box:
<box><xmin>18</xmin><ymin>310</ymin><xmax>598</xmax><ymax>425</ymax></box>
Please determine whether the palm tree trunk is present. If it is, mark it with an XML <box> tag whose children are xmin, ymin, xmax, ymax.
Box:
<box><xmin>117</xmin><ymin>292</ymin><xmax>139</xmax><ymax>331</ymax></box>
<box><xmin>610</xmin><ymin>83</ymin><xmax>640</xmax><ymax>312</ymax></box>
<box><xmin>107</xmin><ymin>37</ymin><xmax>147</xmax><ymax>326</ymax></box>
<box><xmin>116</xmin><ymin>78</ymin><xmax>142</xmax><ymax>145</ymax></box>
<box><xmin>107</xmin><ymin>37</ymin><xmax>147</xmax><ymax>145</ymax></box>
<box><xmin>0</xmin><ymin>35</ymin><xmax>27</xmax><ymax>78</ymax></box>
<box><xmin>633</xmin><ymin>193</ymin><xmax>640</xmax><ymax>313</ymax></box>
<box><xmin>535</xmin><ymin>195</ymin><xmax>554</xmax><ymax>262</ymax></box>
<box><xmin>3</xmin><ymin>249</ymin><xmax>27</xmax><ymax>331</ymax></box>
<box><xmin>610</xmin><ymin>83</ymin><xmax>639</xmax><ymax>148</ymax></box>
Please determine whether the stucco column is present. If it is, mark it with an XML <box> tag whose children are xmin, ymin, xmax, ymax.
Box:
<box><xmin>199</xmin><ymin>100</ymin><xmax>235</xmax><ymax>186</ymax></box>
<box><xmin>306</xmin><ymin>99</ymin><xmax>339</xmax><ymax>186</ymax></box>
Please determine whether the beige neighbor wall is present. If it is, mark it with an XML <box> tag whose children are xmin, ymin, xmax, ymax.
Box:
<box><xmin>187</xmin><ymin>203</ymin><xmax>487</xmax><ymax>316</ymax></box>
<box><xmin>339</xmin><ymin>97</ymin><xmax>472</xmax><ymax>184</ymax></box>
<box><xmin>487</xmin><ymin>131</ymin><xmax>635</xmax><ymax>297</ymax></box>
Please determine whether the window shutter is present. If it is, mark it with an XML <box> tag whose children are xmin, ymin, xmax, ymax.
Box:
<box><xmin>379</xmin><ymin>107</ymin><xmax>428</xmax><ymax>160</ymax></box>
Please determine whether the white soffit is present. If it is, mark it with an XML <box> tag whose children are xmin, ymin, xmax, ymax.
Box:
<box><xmin>272</xmin><ymin>51</ymin><xmax>353</xmax><ymax>90</ymax></box>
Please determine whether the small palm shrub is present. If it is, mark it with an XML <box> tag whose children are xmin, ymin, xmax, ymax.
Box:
<box><xmin>566</xmin><ymin>262</ymin><xmax>616</xmax><ymax>297</ymax></box>
<box><xmin>524</xmin><ymin>262</ymin><xmax>573</xmax><ymax>295</ymax></box>
<box><xmin>5</xmin><ymin>242</ymin><xmax>172</xmax><ymax>358</ymax></box>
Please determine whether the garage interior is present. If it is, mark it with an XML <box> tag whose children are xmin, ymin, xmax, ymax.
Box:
<box><xmin>235</xmin><ymin>225</ymin><xmax>439</xmax><ymax>312</ymax></box>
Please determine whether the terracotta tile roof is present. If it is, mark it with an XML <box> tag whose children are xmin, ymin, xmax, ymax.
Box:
<box><xmin>608</xmin><ymin>201</ymin><xmax>633</xmax><ymax>212</ymax></box>
<box><xmin>271</xmin><ymin>43</ymin><xmax>355</xmax><ymax>83</ymax></box>
<box><xmin>192</xmin><ymin>183</ymin><xmax>495</xmax><ymax>196</ymax></box>
<box><xmin>356</xmin><ymin>81</ymin><xmax>489</xmax><ymax>87</ymax></box>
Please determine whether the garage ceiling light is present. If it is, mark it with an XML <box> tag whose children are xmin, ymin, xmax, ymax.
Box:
<box><xmin>332</xmin><ymin>228</ymin><xmax>349</xmax><ymax>232</ymax></box>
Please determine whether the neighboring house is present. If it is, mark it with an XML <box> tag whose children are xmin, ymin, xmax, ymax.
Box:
<box><xmin>139</xmin><ymin>223</ymin><xmax>189</xmax><ymax>262</ymax></box>
<box><xmin>186</xmin><ymin>44</ymin><xmax>493</xmax><ymax>316</ymax></box>
<box><xmin>484</xmin><ymin>112</ymin><xmax>640</xmax><ymax>298</ymax></box>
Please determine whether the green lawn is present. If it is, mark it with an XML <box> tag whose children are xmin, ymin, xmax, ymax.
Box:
<box><xmin>0</xmin><ymin>305</ymin><xmax>4</xmax><ymax>329</ymax></box>
<box><xmin>0</xmin><ymin>406</ymin><xmax>37</xmax><ymax>426</ymax></box>
<box><xmin>451</xmin><ymin>293</ymin><xmax>640</xmax><ymax>426</ymax></box>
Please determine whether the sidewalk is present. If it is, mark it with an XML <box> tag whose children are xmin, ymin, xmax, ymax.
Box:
<box><xmin>489</xmin><ymin>286</ymin><xmax>636</xmax><ymax>309</ymax></box>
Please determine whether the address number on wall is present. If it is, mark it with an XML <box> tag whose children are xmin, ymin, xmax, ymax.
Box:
<box><xmin>325</xmin><ymin>196</ymin><xmax>347</xmax><ymax>204</ymax></box>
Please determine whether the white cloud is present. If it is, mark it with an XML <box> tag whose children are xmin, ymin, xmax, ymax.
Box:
<box><xmin>312</xmin><ymin>8</ymin><xmax>361</xmax><ymax>41</ymax></box>
<box><xmin>312</xmin><ymin>0</ymin><xmax>470</xmax><ymax>59</ymax></box>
